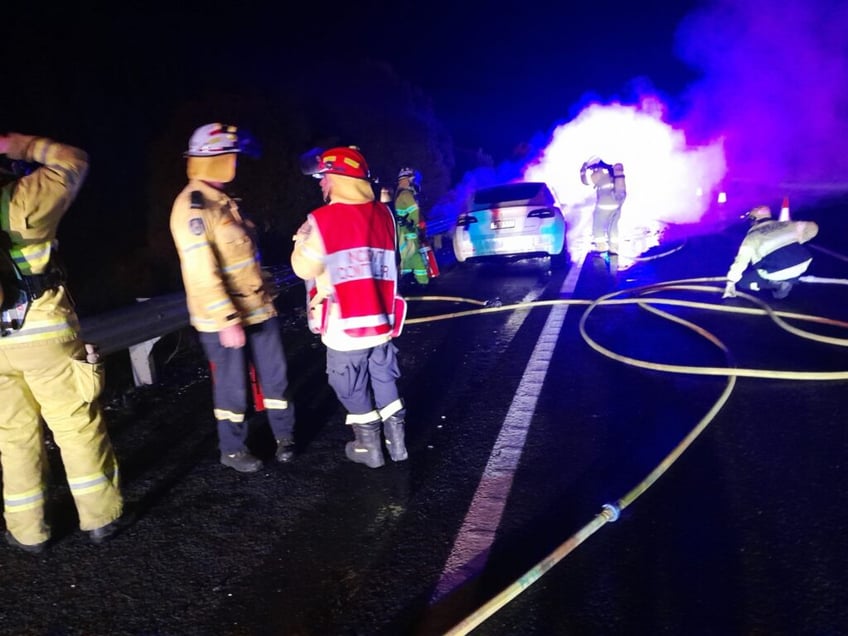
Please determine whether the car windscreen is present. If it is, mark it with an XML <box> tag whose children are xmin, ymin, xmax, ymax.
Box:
<box><xmin>471</xmin><ymin>182</ymin><xmax>554</xmax><ymax>208</ymax></box>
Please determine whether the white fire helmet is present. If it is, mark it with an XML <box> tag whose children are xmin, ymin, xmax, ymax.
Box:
<box><xmin>185</xmin><ymin>123</ymin><xmax>243</xmax><ymax>157</ymax></box>
<box><xmin>747</xmin><ymin>206</ymin><xmax>773</xmax><ymax>222</ymax></box>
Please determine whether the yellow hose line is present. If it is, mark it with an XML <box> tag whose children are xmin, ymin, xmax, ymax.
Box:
<box><xmin>408</xmin><ymin>280</ymin><xmax>848</xmax><ymax>362</ymax></box>
<box><xmin>630</xmin><ymin>239</ymin><xmax>687</xmax><ymax>262</ymax></box>
<box><xmin>578</xmin><ymin>284</ymin><xmax>848</xmax><ymax>378</ymax></box>
<box><xmin>444</xmin><ymin>288</ymin><xmax>739</xmax><ymax>635</ymax></box>
<box><xmin>404</xmin><ymin>295</ymin><xmax>490</xmax><ymax>306</ymax></box>
<box><xmin>436</xmin><ymin>273</ymin><xmax>848</xmax><ymax>635</ymax></box>
<box><xmin>443</xmin><ymin>508</ymin><xmax>617</xmax><ymax>635</ymax></box>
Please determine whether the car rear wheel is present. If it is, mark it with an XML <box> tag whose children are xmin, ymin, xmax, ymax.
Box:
<box><xmin>549</xmin><ymin>249</ymin><xmax>569</xmax><ymax>271</ymax></box>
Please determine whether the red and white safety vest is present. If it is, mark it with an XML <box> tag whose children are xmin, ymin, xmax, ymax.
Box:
<box><xmin>307</xmin><ymin>201</ymin><xmax>405</xmax><ymax>338</ymax></box>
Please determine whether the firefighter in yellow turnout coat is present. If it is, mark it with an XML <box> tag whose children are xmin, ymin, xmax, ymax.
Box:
<box><xmin>394</xmin><ymin>168</ymin><xmax>429</xmax><ymax>286</ymax></box>
<box><xmin>170</xmin><ymin>124</ymin><xmax>296</xmax><ymax>473</ymax></box>
<box><xmin>0</xmin><ymin>133</ymin><xmax>123</xmax><ymax>553</ymax></box>
<box><xmin>581</xmin><ymin>156</ymin><xmax>627</xmax><ymax>254</ymax></box>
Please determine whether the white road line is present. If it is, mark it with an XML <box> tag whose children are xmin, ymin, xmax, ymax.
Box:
<box><xmin>432</xmin><ymin>254</ymin><xmax>586</xmax><ymax>601</ymax></box>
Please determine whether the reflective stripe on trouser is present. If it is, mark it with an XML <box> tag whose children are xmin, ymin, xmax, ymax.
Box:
<box><xmin>592</xmin><ymin>205</ymin><xmax>621</xmax><ymax>250</ymax></box>
<box><xmin>199</xmin><ymin>316</ymin><xmax>295</xmax><ymax>454</ymax></box>
<box><xmin>326</xmin><ymin>342</ymin><xmax>405</xmax><ymax>425</ymax></box>
<box><xmin>739</xmin><ymin>268</ymin><xmax>803</xmax><ymax>292</ymax></box>
<box><xmin>0</xmin><ymin>338</ymin><xmax>122</xmax><ymax>544</ymax></box>
<box><xmin>401</xmin><ymin>244</ymin><xmax>429</xmax><ymax>284</ymax></box>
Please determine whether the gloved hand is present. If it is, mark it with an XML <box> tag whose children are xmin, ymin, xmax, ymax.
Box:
<box><xmin>84</xmin><ymin>343</ymin><xmax>101</xmax><ymax>364</ymax></box>
<box><xmin>219</xmin><ymin>323</ymin><xmax>246</xmax><ymax>348</ymax></box>
<box><xmin>722</xmin><ymin>281</ymin><xmax>737</xmax><ymax>299</ymax></box>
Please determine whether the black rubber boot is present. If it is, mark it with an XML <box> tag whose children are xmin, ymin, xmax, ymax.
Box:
<box><xmin>5</xmin><ymin>531</ymin><xmax>47</xmax><ymax>555</ymax></box>
<box><xmin>345</xmin><ymin>421</ymin><xmax>385</xmax><ymax>468</ymax></box>
<box><xmin>382</xmin><ymin>415</ymin><xmax>408</xmax><ymax>462</ymax></box>
<box><xmin>220</xmin><ymin>450</ymin><xmax>262</xmax><ymax>473</ymax></box>
<box><xmin>275</xmin><ymin>438</ymin><xmax>295</xmax><ymax>463</ymax></box>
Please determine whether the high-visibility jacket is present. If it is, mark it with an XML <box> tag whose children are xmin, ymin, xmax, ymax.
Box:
<box><xmin>0</xmin><ymin>135</ymin><xmax>89</xmax><ymax>347</ymax></box>
<box><xmin>170</xmin><ymin>179</ymin><xmax>276</xmax><ymax>333</ymax></box>
<box><xmin>727</xmin><ymin>219</ymin><xmax>819</xmax><ymax>283</ymax></box>
<box><xmin>310</xmin><ymin>200</ymin><xmax>398</xmax><ymax>335</ymax></box>
<box><xmin>394</xmin><ymin>187</ymin><xmax>421</xmax><ymax>250</ymax></box>
<box><xmin>292</xmin><ymin>197</ymin><xmax>404</xmax><ymax>351</ymax></box>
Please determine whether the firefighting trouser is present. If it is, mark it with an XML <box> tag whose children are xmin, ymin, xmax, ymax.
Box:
<box><xmin>738</xmin><ymin>243</ymin><xmax>813</xmax><ymax>292</ymax></box>
<box><xmin>198</xmin><ymin>316</ymin><xmax>296</xmax><ymax>455</ymax></box>
<box><xmin>0</xmin><ymin>338</ymin><xmax>122</xmax><ymax>545</ymax></box>
<box><xmin>326</xmin><ymin>342</ymin><xmax>405</xmax><ymax>426</ymax></box>
<box><xmin>399</xmin><ymin>232</ymin><xmax>429</xmax><ymax>285</ymax></box>
<box><xmin>592</xmin><ymin>204</ymin><xmax>622</xmax><ymax>253</ymax></box>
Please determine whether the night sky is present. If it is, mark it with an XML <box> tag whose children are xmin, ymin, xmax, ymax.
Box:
<box><xmin>3</xmin><ymin>1</ymin><xmax>700</xmax><ymax>160</ymax></box>
<box><xmin>4</xmin><ymin>0</ymin><xmax>847</xmax><ymax>312</ymax></box>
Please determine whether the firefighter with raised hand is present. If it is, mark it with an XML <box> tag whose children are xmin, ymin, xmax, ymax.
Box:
<box><xmin>580</xmin><ymin>156</ymin><xmax>627</xmax><ymax>254</ymax></box>
<box><xmin>0</xmin><ymin>132</ymin><xmax>123</xmax><ymax>554</ymax></box>
<box><xmin>170</xmin><ymin>123</ymin><xmax>297</xmax><ymax>473</ymax></box>
<box><xmin>722</xmin><ymin>205</ymin><xmax>818</xmax><ymax>300</ymax></box>
<box><xmin>292</xmin><ymin>146</ymin><xmax>408</xmax><ymax>469</ymax></box>
<box><xmin>394</xmin><ymin>167</ymin><xmax>430</xmax><ymax>286</ymax></box>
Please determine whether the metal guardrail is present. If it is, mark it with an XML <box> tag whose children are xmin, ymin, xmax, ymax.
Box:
<box><xmin>77</xmin><ymin>266</ymin><xmax>305</xmax><ymax>386</ymax></box>
<box><xmin>426</xmin><ymin>217</ymin><xmax>454</xmax><ymax>237</ymax></box>
<box><xmin>79</xmin><ymin>293</ymin><xmax>189</xmax><ymax>356</ymax></box>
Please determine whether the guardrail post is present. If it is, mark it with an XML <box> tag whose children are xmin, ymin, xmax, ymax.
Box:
<box><xmin>129</xmin><ymin>337</ymin><xmax>162</xmax><ymax>386</ymax></box>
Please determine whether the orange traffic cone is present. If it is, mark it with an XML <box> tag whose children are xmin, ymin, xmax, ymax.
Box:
<box><xmin>779</xmin><ymin>196</ymin><xmax>790</xmax><ymax>221</ymax></box>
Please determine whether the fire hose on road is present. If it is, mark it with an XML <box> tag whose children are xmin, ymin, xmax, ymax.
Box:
<box><xmin>404</xmin><ymin>269</ymin><xmax>848</xmax><ymax>634</ymax></box>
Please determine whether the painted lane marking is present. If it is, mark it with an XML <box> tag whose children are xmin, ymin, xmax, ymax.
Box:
<box><xmin>433</xmin><ymin>254</ymin><xmax>586</xmax><ymax>601</ymax></box>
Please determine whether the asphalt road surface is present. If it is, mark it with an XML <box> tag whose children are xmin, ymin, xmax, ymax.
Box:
<box><xmin>2</xmin><ymin>198</ymin><xmax>848</xmax><ymax>635</ymax></box>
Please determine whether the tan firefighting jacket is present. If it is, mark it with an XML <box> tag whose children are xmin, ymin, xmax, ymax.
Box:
<box><xmin>592</xmin><ymin>170</ymin><xmax>626</xmax><ymax>210</ymax></box>
<box><xmin>170</xmin><ymin>179</ymin><xmax>276</xmax><ymax>333</ymax></box>
<box><xmin>726</xmin><ymin>219</ymin><xmax>819</xmax><ymax>283</ymax></box>
<box><xmin>0</xmin><ymin>134</ymin><xmax>89</xmax><ymax>347</ymax></box>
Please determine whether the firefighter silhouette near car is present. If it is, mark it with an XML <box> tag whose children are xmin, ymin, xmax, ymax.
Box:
<box><xmin>580</xmin><ymin>155</ymin><xmax>627</xmax><ymax>256</ymax></box>
<box><xmin>394</xmin><ymin>167</ymin><xmax>439</xmax><ymax>288</ymax></box>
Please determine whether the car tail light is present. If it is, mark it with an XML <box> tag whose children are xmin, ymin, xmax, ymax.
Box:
<box><xmin>456</xmin><ymin>214</ymin><xmax>478</xmax><ymax>227</ymax></box>
<box><xmin>527</xmin><ymin>208</ymin><xmax>555</xmax><ymax>218</ymax></box>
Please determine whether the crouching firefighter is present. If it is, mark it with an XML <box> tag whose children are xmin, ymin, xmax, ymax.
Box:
<box><xmin>723</xmin><ymin>205</ymin><xmax>819</xmax><ymax>300</ymax></box>
<box><xmin>292</xmin><ymin>145</ymin><xmax>409</xmax><ymax>468</ymax></box>
<box><xmin>0</xmin><ymin>133</ymin><xmax>123</xmax><ymax>554</ymax></box>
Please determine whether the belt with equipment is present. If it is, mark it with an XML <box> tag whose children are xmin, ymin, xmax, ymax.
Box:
<box><xmin>20</xmin><ymin>269</ymin><xmax>66</xmax><ymax>299</ymax></box>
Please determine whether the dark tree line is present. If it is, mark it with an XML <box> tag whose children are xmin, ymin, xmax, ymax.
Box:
<box><xmin>1</xmin><ymin>43</ymin><xmax>460</xmax><ymax>314</ymax></box>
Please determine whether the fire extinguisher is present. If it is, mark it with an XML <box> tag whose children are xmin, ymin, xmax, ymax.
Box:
<box><xmin>612</xmin><ymin>163</ymin><xmax>626</xmax><ymax>198</ymax></box>
<box><xmin>248</xmin><ymin>362</ymin><xmax>265</xmax><ymax>412</ymax></box>
<box><xmin>417</xmin><ymin>223</ymin><xmax>440</xmax><ymax>278</ymax></box>
<box><xmin>208</xmin><ymin>361</ymin><xmax>265</xmax><ymax>412</ymax></box>
<box><xmin>419</xmin><ymin>244</ymin><xmax>440</xmax><ymax>278</ymax></box>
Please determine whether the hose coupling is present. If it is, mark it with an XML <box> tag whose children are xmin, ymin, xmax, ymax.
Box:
<box><xmin>602</xmin><ymin>503</ymin><xmax>621</xmax><ymax>522</ymax></box>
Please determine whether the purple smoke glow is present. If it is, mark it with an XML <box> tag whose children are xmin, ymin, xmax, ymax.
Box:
<box><xmin>522</xmin><ymin>98</ymin><xmax>727</xmax><ymax>258</ymax></box>
<box><xmin>431</xmin><ymin>0</ymin><xmax>848</xmax><ymax>262</ymax></box>
<box><xmin>676</xmin><ymin>0</ymin><xmax>848</xmax><ymax>210</ymax></box>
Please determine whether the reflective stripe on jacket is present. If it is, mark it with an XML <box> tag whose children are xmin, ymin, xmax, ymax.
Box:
<box><xmin>0</xmin><ymin>135</ymin><xmax>88</xmax><ymax>347</ymax></box>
